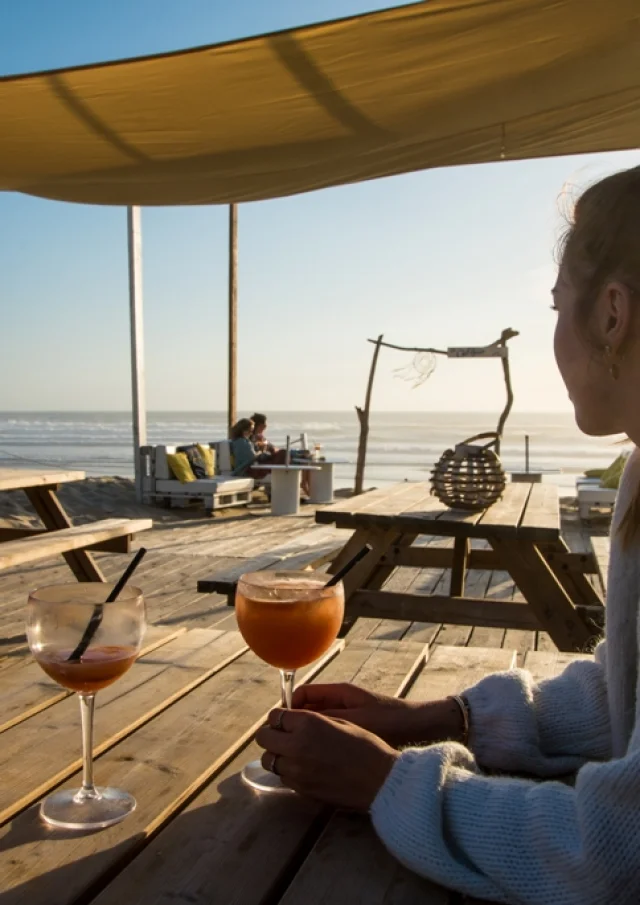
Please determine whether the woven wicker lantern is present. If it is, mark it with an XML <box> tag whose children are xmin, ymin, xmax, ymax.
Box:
<box><xmin>431</xmin><ymin>432</ymin><xmax>506</xmax><ymax>511</ymax></box>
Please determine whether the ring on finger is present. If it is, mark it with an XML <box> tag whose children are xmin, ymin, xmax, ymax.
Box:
<box><xmin>269</xmin><ymin>753</ymin><xmax>281</xmax><ymax>776</ymax></box>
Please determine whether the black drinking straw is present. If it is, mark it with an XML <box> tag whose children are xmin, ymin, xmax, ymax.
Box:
<box><xmin>324</xmin><ymin>544</ymin><xmax>372</xmax><ymax>587</ymax></box>
<box><xmin>67</xmin><ymin>547</ymin><xmax>147</xmax><ymax>662</ymax></box>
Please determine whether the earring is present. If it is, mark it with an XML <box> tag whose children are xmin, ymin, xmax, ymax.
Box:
<box><xmin>605</xmin><ymin>345</ymin><xmax>620</xmax><ymax>380</ymax></box>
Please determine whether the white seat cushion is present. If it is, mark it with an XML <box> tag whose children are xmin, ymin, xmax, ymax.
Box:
<box><xmin>155</xmin><ymin>477</ymin><xmax>253</xmax><ymax>495</ymax></box>
<box><xmin>578</xmin><ymin>486</ymin><xmax>617</xmax><ymax>502</ymax></box>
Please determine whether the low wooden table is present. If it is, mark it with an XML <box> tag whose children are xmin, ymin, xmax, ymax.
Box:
<box><xmin>0</xmin><ymin>625</ymin><xmax>587</xmax><ymax>905</ymax></box>
<box><xmin>0</xmin><ymin>467</ymin><xmax>151</xmax><ymax>581</ymax></box>
<box><xmin>316</xmin><ymin>481</ymin><xmax>604</xmax><ymax>652</ymax></box>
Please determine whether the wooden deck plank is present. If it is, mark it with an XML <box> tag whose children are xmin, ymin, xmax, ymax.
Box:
<box><xmin>269</xmin><ymin>647</ymin><xmax>517</xmax><ymax>905</ymax></box>
<box><xmin>0</xmin><ymin>640</ymin><xmax>425</xmax><ymax>905</ymax></box>
<box><xmin>315</xmin><ymin>482</ymin><xmax>418</xmax><ymax>517</ymax></box>
<box><xmin>523</xmin><ymin>649</ymin><xmax>593</xmax><ymax>680</ymax></box>
<box><xmin>0</xmin><ymin>624</ymin><xmax>186</xmax><ymax>733</ymax></box>
<box><xmin>476</xmin><ymin>481</ymin><xmax>531</xmax><ymax>534</ymax></box>
<box><xmin>351</xmin><ymin>563</ymin><xmax>424</xmax><ymax>641</ymax></box>
<box><xmin>342</xmin><ymin>483</ymin><xmax>440</xmax><ymax>530</ymax></box>
<box><xmin>279</xmin><ymin>813</ymin><xmax>450</xmax><ymax>905</ymax></box>
<box><xmin>320</xmin><ymin>482</ymin><xmax>561</xmax><ymax>542</ymax></box>
<box><xmin>406</xmin><ymin>645</ymin><xmax>517</xmax><ymax>701</ymax></box>
<box><xmin>316</xmin><ymin>482</ymin><xmax>438</xmax><ymax>530</ymax></box>
<box><xmin>482</xmin><ymin>568</ymin><xmax>525</xmax><ymax>656</ymax></box>
<box><xmin>0</xmin><ymin>629</ymin><xmax>248</xmax><ymax>823</ymax></box>
<box><xmin>518</xmin><ymin>482</ymin><xmax>561</xmax><ymax>540</ymax></box>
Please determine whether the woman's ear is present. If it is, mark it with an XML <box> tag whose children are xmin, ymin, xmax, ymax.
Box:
<box><xmin>597</xmin><ymin>281</ymin><xmax>635</xmax><ymax>353</ymax></box>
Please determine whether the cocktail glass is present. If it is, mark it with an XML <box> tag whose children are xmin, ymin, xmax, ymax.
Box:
<box><xmin>235</xmin><ymin>570</ymin><xmax>344</xmax><ymax>793</ymax></box>
<box><xmin>26</xmin><ymin>583</ymin><xmax>146</xmax><ymax>829</ymax></box>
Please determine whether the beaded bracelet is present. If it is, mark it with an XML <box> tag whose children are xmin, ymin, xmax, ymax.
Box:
<box><xmin>449</xmin><ymin>694</ymin><xmax>470</xmax><ymax>746</ymax></box>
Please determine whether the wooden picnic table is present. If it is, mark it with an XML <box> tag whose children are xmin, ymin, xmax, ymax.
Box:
<box><xmin>0</xmin><ymin>624</ymin><xmax>587</xmax><ymax>905</ymax></box>
<box><xmin>316</xmin><ymin>481</ymin><xmax>604</xmax><ymax>652</ymax></box>
<box><xmin>0</xmin><ymin>467</ymin><xmax>152</xmax><ymax>581</ymax></box>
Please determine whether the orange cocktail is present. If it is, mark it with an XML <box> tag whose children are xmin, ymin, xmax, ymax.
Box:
<box><xmin>235</xmin><ymin>570</ymin><xmax>345</xmax><ymax>794</ymax></box>
<box><xmin>236</xmin><ymin>574</ymin><xmax>344</xmax><ymax>670</ymax></box>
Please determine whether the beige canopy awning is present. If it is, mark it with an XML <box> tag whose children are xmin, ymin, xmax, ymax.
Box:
<box><xmin>1</xmin><ymin>0</ymin><xmax>638</xmax><ymax>207</ymax></box>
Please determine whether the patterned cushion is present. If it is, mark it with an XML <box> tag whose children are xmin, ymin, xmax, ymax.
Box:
<box><xmin>178</xmin><ymin>444</ymin><xmax>208</xmax><ymax>480</ymax></box>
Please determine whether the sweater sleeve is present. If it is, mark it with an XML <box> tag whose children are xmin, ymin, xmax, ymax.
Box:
<box><xmin>370</xmin><ymin>740</ymin><xmax>640</xmax><ymax>905</ymax></box>
<box><xmin>461</xmin><ymin>643</ymin><xmax>611</xmax><ymax>776</ymax></box>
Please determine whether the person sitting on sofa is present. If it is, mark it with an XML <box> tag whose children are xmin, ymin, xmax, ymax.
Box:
<box><xmin>230</xmin><ymin>418</ymin><xmax>259</xmax><ymax>477</ymax></box>
<box><xmin>234</xmin><ymin>415</ymin><xmax>311</xmax><ymax>497</ymax></box>
<box><xmin>251</xmin><ymin>413</ymin><xmax>276</xmax><ymax>455</ymax></box>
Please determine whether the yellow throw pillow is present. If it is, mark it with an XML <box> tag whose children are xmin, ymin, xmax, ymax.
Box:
<box><xmin>584</xmin><ymin>468</ymin><xmax>605</xmax><ymax>479</ymax></box>
<box><xmin>600</xmin><ymin>453</ymin><xmax>627</xmax><ymax>489</ymax></box>
<box><xmin>166</xmin><ymin>452</ymin><xmax>196</xmax><ymax>483</ymax></box>
<box><xmin>197</xmin><ymin>444</ymin><xmax>216</xmax><ymax>477</ymax></box>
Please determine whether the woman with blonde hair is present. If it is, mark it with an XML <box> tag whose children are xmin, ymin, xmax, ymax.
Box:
<box><xmin>257</xmin><ymin>165</ymin><xmax>640</xmax><ymax>904</ymax></box>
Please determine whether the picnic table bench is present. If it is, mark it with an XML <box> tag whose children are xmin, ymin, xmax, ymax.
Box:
<box><xmin>0</xmin><ymin>468</ymin><xmax>152</xmax><ymax>581</ymax></box>
<box><xmin>315</xmin><ymin>481</ymin><xmax>605</xmax><ymax>652</ymax></box>
<box><xmin>0</xmin><ymin>623</ymin><xmax>591</xmax><ymax>905</ymax></box>
<box><xmin>197</xmin><ymin>525</ymin><xmax>347</xmax><ymax>599</ymax></box>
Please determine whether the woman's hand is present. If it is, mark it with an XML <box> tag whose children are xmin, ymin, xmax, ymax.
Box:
<box><xmin>292</xmin><ymin>682</ymin><xmax>465</xmax><ymax>749</ymax></box>
<box><xmin>256</xmin><ymin>708</ymin><xmax>398</xmax><ymax>811</ymax></box>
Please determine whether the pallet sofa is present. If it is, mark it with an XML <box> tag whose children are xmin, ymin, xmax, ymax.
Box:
<box><xmin>140</xmin><ymin>441</ymin><xmax>255</xmax><ymax>513</ymax></box>
<box><xmin>576</xmin><ymin>477</ymin><xmax>617</xmax><ymax>520</ymax></box>
<box><xmin>576</xmin><ymin>453</ymin><xmax>627</xmax><ymax>520</ymax></box>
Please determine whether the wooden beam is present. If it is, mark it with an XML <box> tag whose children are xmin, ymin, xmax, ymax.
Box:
<box><xmin>0</xmin><ymin>527</ymin><xmax>129</xmax><ymax>554</ymax></box>
<box><xmin>348</xmin><ymin>589</ymin><xmax>542</xmax><ymax>629</ymax></box>
<box><xmin>317</xmin><ymin>505</ymin><xmax>561</xmax><ymax>541</ymax></box>
<box><xmin>25</xmin><ymin>487</ymin><xmax>106</xmax><ymax>581</ymax></box>
<box><xmin>228</xmin><ymin>203</ymin><xmax>238</xmax><ymax>435</ymax></box>
<box><xmin>0</xmin><ymin>527</ymin><xmax>48</xmax><ymax>541</ymax></box>
<box><xmin>127</xmin><ymin>205</ymin><xmax>147</xmax><ymax>504</ymax></box>
<box><xmin>379</xmin><ymin>545</ymin><xmax>597</xmax><ymax>574</ymax></box>
<box><xmin>347</xmin><ymin>588</ymin><xmax>603</xmax><ymax>633</ymax></box>
<box><xmin>354</xmin><ymin>333</ymin><xmax>383</xmax><ymax>495</ymax></box>
<box><xmin>490</xmin><ymin>537</ymin><xmax>594</xmax><ymax>651</ymax></box>
<box><xmin>541</xmin><ymin>538</ymin><xmax>604</xmax><ymax>609</ymax></box>
<box><xmin>450</xmin><ymin>537</ymin><xmax>469</xmax><ymax>596</ymax></box>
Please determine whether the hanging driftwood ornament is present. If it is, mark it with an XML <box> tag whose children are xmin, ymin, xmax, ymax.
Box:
<box><xmin>353</xmin><ymin>328</ymin><xmax>518</xmax><ymax>496</ymax></box>
<box><xmin>431</xmin><ymin>432</ymin><xmax>506</xmax><ymax>511</ymax></box>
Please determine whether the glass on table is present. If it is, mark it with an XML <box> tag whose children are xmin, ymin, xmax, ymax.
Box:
<box><xmin>235</xmin><ymin>570</ymin><xmax>345</xmax><ymax>793</ymax></box>
<box><xmin>26</xmin><ymin>582</ymin><xmax>146</xmax><ymax>830</ymax></box>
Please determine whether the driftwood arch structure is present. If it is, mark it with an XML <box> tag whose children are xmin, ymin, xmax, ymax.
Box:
<box><xmin>354</xmin><ymin>328</ymin><xmax>519</xmax><ymax>494</ymax></box>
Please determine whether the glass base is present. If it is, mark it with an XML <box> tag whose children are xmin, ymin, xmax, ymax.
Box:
<box><xmin>241</xmin><ymin>759</ymin><xmax>295</xmax><ymax>795</ymax></box>
<box><xmin>40</xmin><ymin>786</ymin><xmax>136</xmax><ymax>830</ymax></box>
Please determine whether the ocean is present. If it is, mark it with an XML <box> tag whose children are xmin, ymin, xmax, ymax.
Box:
<box><xmin>0</xmin><ymin>411</ymin><xmax>626</xmax><ymax>497</ymax></box>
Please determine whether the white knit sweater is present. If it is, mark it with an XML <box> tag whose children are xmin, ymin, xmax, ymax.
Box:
<box><xmin>371</xmin><ymin>449</ymin><xmax>640</xmax><ymax>905</ymax></box>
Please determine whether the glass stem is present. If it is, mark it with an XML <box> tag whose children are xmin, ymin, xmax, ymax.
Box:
<box><xmin>280</xmin><ymin>670</ymin><xmax>296</xmax><ymax>710</ymax></box>
<box><xmin>76</xmin><ymin>693</ymin><xmax>99</xmax><ymax>801</ymax></box>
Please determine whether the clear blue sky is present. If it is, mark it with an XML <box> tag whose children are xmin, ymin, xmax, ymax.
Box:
<box><xmin>1</xmin><ymin>0</ymin><xmax>638</xmax><ymax>414</ymax></box>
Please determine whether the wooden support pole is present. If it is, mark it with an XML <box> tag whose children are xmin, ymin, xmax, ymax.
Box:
<box><xmin>354</xmin><ymin>333</ymin><xmax>383</xmax><ymax>495</ymax></box>
<box><xmin>495</xmin><ymin>328</ymin><xmax>518</xmax><ymax>455</ymax></box>
<box><xmin>127</xmin><ymin>206</ymin><xmax>147</xmax><ymax>503</ymax></box>
<box><xmin>450</xmin><ymin>537</ymin><xmax>469</xmax><ymax>596</ymax></box>
<box><xmin>228</xmin><ymin>203</ymin><xmax>238</xmax><ymax>436</ymax></box>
